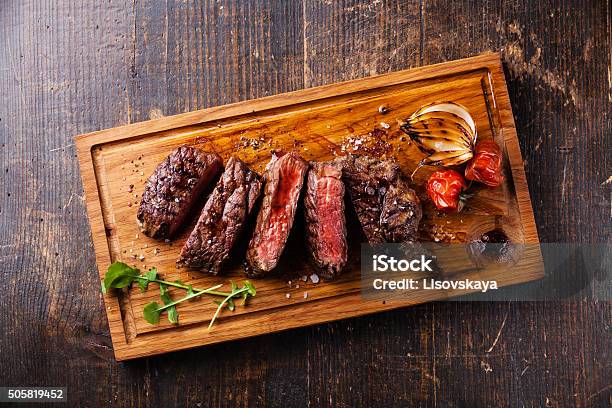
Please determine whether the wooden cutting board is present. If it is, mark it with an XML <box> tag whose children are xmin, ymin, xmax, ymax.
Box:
<box><xmin>75</xmin><ymin>53</ymin><xmax>543</xmax><ymax>361</ymax></box>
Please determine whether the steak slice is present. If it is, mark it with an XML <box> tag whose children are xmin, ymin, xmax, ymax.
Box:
<box><xmin>339</xmin><ymin>155</ymin><xmax>395</xmax><ymax>243</ymax></box>
<box><xmin>304</xmin><ymin>161</ymin><xmax>348</xmax><ymax>279</ymax></box>
<box><xmin>137</xmin><ymin>146</ymin><xmax>222</xmax><ymax>240</ymax></box>
<box><xmin>177</xmin><ymin>157</ymin><xmax>262</xmax><ymax>274</ymax></box>
<box><xmin>340</xmin><ymin>154</ymin><xmax>421</xmax><ymax>243</ymax></box>
<box><xmin>380</xmin><ymin>177</ymin><xmax>422</xmax><ymax>242</ymax></box>
<box><xmin>246</xmin><ymin>151</ymin><xmax>309</xmax><ymax>277</ymax></box>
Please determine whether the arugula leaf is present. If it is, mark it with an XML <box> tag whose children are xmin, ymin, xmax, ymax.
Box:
<box><xmin>145</xmin><ymin>268</ymin><xmax>158</xmax><ymax>281</ymax></box>
<box><xmin>103</xmin><ymin>262</ymin><xmax>140</xmax><ymax>291</ymax></box>
<box><xmin>159</xmin><ymin>284</ymin><xmax>178</xmax><ymax>324</ymax></box>
<box><xmin>167</xmin><ymin>305</ymin><xmax>178</xmax><ymax>324</ymax></box>
<box><xmin>138</xmin><ymin>268</ymin><xmax>159</xmax><ymax>292</ymax></box>
<box><xmin>208</xmin><ymin>281</ymin><xmax>257</xmax><ymax>330</ymax></box>
<box><xmin>243</xmin><ymin>280</ymin><xmax>256</xmax><ymax>296</ymax></box>
<box><xmin>143</xmin><ymin>302</ymin><xmax>161</xmax><ymax>324</ymax></box>
<box><xmin>137</xmin><ymin>279</ymin><xmax>147</xmax><ymax>293</ymax></box>
<box><xmin>103</xmin><ymin>263</ymin><xmax>256</xmax><ymax>329</ymax></box>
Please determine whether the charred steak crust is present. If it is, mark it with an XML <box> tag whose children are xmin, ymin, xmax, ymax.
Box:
<box><xmin>304</xmin><ymin>161</ymin><xmax>348</xmax><ymax>279</ymax></box>
<box><xmin>339</xmin><ymin>155</ymin><xmax>396</xmax><ymax>243</ymax></box>
<box><xmin>177</xmin><ymin>157</ymin><xmax>262</xmax><ymax>274</ymax></box>
<box><xmin>339</xmin><ymin>154</ymin><xmax>422</xmax><ymax>243</ymax></box>
<box><xmin>380</xmin><ymin>178</ymin><xmax>422</xmax><ymax>242</ymax></box>
<box><xmin>137</xmin><ymin>146</ymin><xmax>222</xmax><ymax>240</ymax></box>
<box><xmin>246</xmin><ymin>151</ymin><xmax>309</xmax><ymax>277</ymax></box>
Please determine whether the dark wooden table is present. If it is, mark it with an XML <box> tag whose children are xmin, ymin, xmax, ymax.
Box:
<box><xmin>1</xmin><ymin>1</ymin><xmax>610</xmax><ymax>406</ymax></box>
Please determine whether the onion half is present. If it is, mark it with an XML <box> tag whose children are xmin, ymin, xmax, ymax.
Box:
<box><xmin>400</xmin><ymin>102</ymin><xmax>477</xmax><ymax>177</ymax></box>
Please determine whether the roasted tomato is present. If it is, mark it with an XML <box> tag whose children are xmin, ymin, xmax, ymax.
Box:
<box><xmin>426</xmin><ymin>169</ymin><xmax>468</xmax><ymax>213</ymax></box>
<box><xmin>464</xmin><ymin>140</ymin><xmax>504</xmax><ymax>187</ymax></box>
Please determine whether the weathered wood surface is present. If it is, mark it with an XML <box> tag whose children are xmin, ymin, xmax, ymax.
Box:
<box><xmin>0</xmin><ymin>0</ymin><xmax>609</xmax><ymax>406</ymax></box>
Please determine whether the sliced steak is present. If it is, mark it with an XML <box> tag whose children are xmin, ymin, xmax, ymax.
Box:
<box><xmin>380</xmin><ymin>177</ymin><xmax>422</xmax><ymax>242</ymax></box>
<box><xmin>177</xmin><ymin>157</ymin><xmax>262</xmax><ymax>274</ymax></box>
<box><xmin>339</xmin><ymin>155</ymin><xmax>395</xmax><ymax>243</ymax></box>
<box><xmin>340</xmin><ymin>154</ymin><xmax>421</xmax><ymax>243</ymax></box>
<box><xmin>304</xmin><ymin>161</ymin><xmax>348</xmax><ymax>279</ymax></box>
<box><xmin>137</xmin><ymin>146</ymin><xmax>222</xmax><ymax>240</ymax></box>
<box><xmin>246</xmin><ymin>151</ymin><xmax>309</xmax><ymax>277</ymax></box>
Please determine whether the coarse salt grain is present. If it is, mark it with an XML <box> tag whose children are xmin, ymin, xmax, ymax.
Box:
<box><xmin>286</xmin><ymin>293</ymin><xmax>291</xmax><ymax>299</ymax></box>
<box><xmin>303</xmin><ymin>292</ymin><xmax>308</xmax><ymax>299</ymax></box>
<box><xmin>310</xmin><ymin>274</ymin><xmax>320</xmax><ymax>284</ymax></box>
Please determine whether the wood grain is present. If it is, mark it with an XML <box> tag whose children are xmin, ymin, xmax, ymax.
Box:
<box><xmin>0</xmin><ymin>0</ymin><xmax>609</xmax><ymax>406</ymax></box>
<box><xmin>75</xmin><ymin>53</ymin><xmax>544</xmax><ymax>360</ymax></box>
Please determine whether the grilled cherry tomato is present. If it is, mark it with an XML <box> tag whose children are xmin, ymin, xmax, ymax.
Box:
<box><xmin>426</xmin><ymin>169</ymin><xmax>468</xmax><ymax>213</ymax></box>
<box><xmin>465</xmin><ymin>140</ymin><xmax>504</xmax><ymax>187</ymax></box>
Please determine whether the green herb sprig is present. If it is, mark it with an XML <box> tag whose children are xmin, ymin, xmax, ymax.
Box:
<box><xmin>209</xmin><ymin>280</ymin><xmax>256</xmax><ymax>330</ymax></box>
<box><xmin>102</xmin><ymin>262</ymin><xmax>256</xmax><ymax>328</ymax></box>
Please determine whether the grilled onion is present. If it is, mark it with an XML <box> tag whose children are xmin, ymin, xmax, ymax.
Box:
<box><xmin>400</xmin><ymin>102</ymin><xmax>477</xmax><ymax>178</ymax></box>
